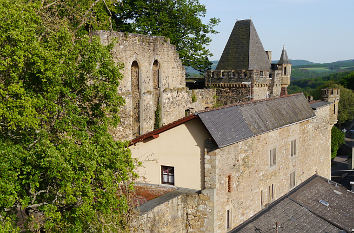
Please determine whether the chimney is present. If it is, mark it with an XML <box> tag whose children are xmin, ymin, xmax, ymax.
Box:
<box><xmin>265</xmin><ymin>51</ymin><xmax>272</xmax><ymax>64</ymax></box>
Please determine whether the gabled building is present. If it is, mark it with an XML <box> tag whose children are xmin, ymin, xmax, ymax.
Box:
<box><xmin>130</xmin><ymin>90</ymin><xmax>339</xmax><ymax>232</ymax></box>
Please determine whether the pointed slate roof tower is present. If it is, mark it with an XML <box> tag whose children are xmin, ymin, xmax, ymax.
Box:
<box><xmin>216</xmin><ymin>20</ymin><xmax>270</xmax><ymax>71</ymax></box>
<box><xmin>278</xmin><ymin>46</ymin><xmax>290</xmax><ymax>64</ymax></box>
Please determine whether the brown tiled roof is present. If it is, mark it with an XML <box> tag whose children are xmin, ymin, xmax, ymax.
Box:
<box><xmin>216</xmin><ymin>19</ymin><xmax>270</xmax><ymax>71</ymax></box>
<box><xmin>130</xmin><ymin>115</ymin><xmax>197</xmax><ymax>145</ymax></box>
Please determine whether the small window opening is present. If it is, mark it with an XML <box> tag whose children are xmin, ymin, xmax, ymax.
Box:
<box><xmin>270</xmin><ymin>148</ymin><xmax>276</xmax><ymax>167</ymax></box>
<box><xmin>291</xmin><ymin>140</ymin><xmax>297</xmax><ymax>157</ymax></box>
<box><xmin>226</xmin><ymin>210</ymin><xmax>231</xmax><ymax>229</ymax></box>
<box><xmin>161</xmin><ymin>166</ymin><xmax>174</xmax><ymax>185</ymax></box>
<box><xmin>227</xmin><ymin>175</ymin><xmax>231</xmax><ymax>193</ymax></box>
<box><xmin>284</xmin><ymin>67</ymin><xmax>287</xmax><ymax>75</ymax></box>
<box><xmin>290</xmin><ymin>171</ymin><xmax>296</xmax><ymax>189</ymax></box>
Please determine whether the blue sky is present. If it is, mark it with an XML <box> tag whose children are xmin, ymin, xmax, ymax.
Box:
<box><xmin>200</xmin><ymin>0</ymin><xmax>354</xmax><ymax>63</ymax></box>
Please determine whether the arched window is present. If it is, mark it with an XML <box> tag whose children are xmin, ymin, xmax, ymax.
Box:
<box><xmin>284</xmin><ymin>66</ymin><xmax>287</xmax><ymax>75</ymax></box>
<box><xmin>131</xmin><ymin>61</ymin><xmax>140</xmax><ymax>137</ymax></box>
<box><xmin>153</xmin><ymin>60</ymin><xmax>161</xmax><ymax>129</ymax></box>
<box><xmin>153</xmin><ymin>60</ymin><xmax>160</xmax><ymax>89</ymax></box>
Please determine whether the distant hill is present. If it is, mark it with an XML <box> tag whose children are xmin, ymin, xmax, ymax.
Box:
<box><xmin>185</xmin><ymin>59</ymin><xmax>354</xmax><ymax>80</ymax></box>
<box><xmin>272</xmin><ymin>60</ymin><xmax>314</xmax><ymax>66</ymax></box>
<box><xmin>292</xmin><ymin>59</ymin><xmax>354</xmax><ymax>80</ymax></box>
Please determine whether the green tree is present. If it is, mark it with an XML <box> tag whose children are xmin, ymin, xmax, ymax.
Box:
<box><xmin>0</xmin><ymin>0</ymin><xmax>135</xmax><ymax>231</ymax></box>
<box><xmin>331</xmin><ymin>126</ymin><xmax>345</xmax><ymax>158</ymax></box>
<box><xmin>112</xmin><ymin>0</ymin><xmax>220</xmax><ymax>73</ymax></box>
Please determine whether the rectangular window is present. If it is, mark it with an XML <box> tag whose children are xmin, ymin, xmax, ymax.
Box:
<box><xmin>261</xmin><ymin>190</ymin><xmax>264</xmax><ymax>207</ymax></box>
<box><xmin>227</xmin><ymin>175</ymin><xmax>232</xmax><ymax>193</ymax></box>
<box><xmin>270</xmin><ymin>148</ymin><xmax>276</xmax><ymax>167</ymax></box>
<box><xmin>161</xmin><ymin>166</ymin><xmax>174</xmax><ymax>185</ymax></box>
<box><xmin>226</xmin><ymin>210</ymin><xmax>231</xmax><ymax>229</ymax></box>
<box><xmin>268</xmin><ymin>184</ymin><xmax>275</xmax><ymax>202</ymax></box>
<box><xmin>272</xmin><ymin>184</ymin><xmax>274</xmax><ymax>200</ymax></box>
<box><xmin>290</xmin><ymin>171</ymin><xmax>296</xmax><ymax>189</ymax></box>
<box><xmin>291</xmin><ymin>140</ymin><xmax>297</xmax><ymax>157</ymax></box>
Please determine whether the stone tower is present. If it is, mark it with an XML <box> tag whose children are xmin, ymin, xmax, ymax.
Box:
<box><xmin>205</xmin><ymin>19</ymin><xmax>292</xmax><ymax>105</ymax></box>
<box><xmin>205</xmin><ymin>19</ymin><xmax>272</xmax><ymax>105</ymax></box>
<box><xmin>269</xmin><ymin>46</ymin><xmax>292</xmax><ymax>97</ymax></box>
<box><xmin>321</xmin><ymin>88</ymin><xmax>340</xmax><ymax>125</ymax></box>
<box><xmin>277</xmin><ymin>47</ymin><xmax>291</xmax><ymax>96</ymax></box>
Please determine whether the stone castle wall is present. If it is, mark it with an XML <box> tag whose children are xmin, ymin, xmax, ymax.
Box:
<box><xmin>215</xmin><ymin>87</ymin><xmax>251</xmax><ymax>105</ymax></box>
<box><xmin>203</xmin><ymin>104</ymin><xmax>333</xmax><ymax>232</ymax></box>
<box><xmin>132</xmin><ymin>192</ymin><xmax>213</xmax><ymax>233</ymax></box>
<box><xmin>96</xmin><ymin>31</ymin><xmax>215</xmax><ymax>140</ymax></box>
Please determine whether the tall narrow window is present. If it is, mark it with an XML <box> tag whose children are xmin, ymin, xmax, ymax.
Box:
<box><xmin>272</xmin><ymin>184</ymin><xmax>274</xmax><ymax>200</ymax></box>
<box><xmin>270</xmin><ymin>148</ymin><xmax>276</xmax><ymax>167</ymax></box>
<box><xmin>334</xmin><ymin>103</ymin><xmax>336</xmax><ymax>114</ymax></box>
<box><xmin>290</xmin><ymin>171</ymin><xmax>296</xmax><ymax>189</ymax></box>
<box><xmin>161</xmin><ymin>166</ymin><xmax>174</xmax><ymax>185</ymax></box>
<box><xmin>227</xmin><ymin>175</ymin><xmax>231</xmax><ymax>193</ymax></box>
<box><xmin>153</xmin><ymin>60</ymin><xmax>161</xmax><ymax>129</ymax></box>
<box><xmin>226</xmin><ymin>210</ymin><xmax>231</xmax><ymax>229</ymax></box>
<box><xmin>131</xmin><ymin>61</ymin><xmax>140</xmax><ymax>137</ymax></box>
<box><xmin>284</xmin><ymin>67</ymin><xmax>287</xmax><ymax>75</ymax></box>
<box><xmin>268</xmin><ymin>184</ymin><xmax>274</xmax><ymax>202</ymax></box>
<box><xmin>291</xmin><ymin>140</ymin><xmax>297</xmax><ymax>157</ymax></box>
<box><xmin>261</xmin><ymin>190</ymin><xmax>264</xmax><ymax>207</ymax></box>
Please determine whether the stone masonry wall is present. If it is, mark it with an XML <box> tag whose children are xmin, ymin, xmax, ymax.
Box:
<box><xmin>96</xmin><ymin>31</ymin><xmax>189</xmax><ymax>140</ymax></box>
<box><xmin>188</xmin><ymin>89</ymin><xmax>216</xmax><ymax>112</ymax></box>
<box><xmin>133</xmin><ymin>192</ymin><xmax>213</xmax><ymax>233</ymax></box>
<box><xmin>96</xmin><ymin>31</ymin><xmax>216</xmax><ymax>140</ymax></box>
<box><xmin>216</xmin><ymin>87</ymin><xmax>251</xmax><ymax>106</ymax></box>
<box><xmin>203</xmin><ymin>104</ymin><xmax>333</xmax><ymax>232</ymax></box>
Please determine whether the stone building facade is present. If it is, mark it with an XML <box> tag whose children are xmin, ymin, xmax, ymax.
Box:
<box><xmin>206</xmin><ymin>20</ymin><xmax>292</xmax><ymax>105</ymax></box>
<box><xmin>96</xmin><ymin>31</ymin><xmax>215</xmax><ymax>141</ymax></box>
<box><xmin>130</xmin><ymin>90</ymin><xmax>339</xmax><ymax>232</ymax></box>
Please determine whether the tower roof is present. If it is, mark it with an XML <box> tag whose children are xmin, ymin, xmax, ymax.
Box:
<box><xmin>278</xmin><ymin>47</ymin><xmax>290</xmax><ymax>64</ymax></box>
<box><xmin>216</xmin><ymin>20</ymin><xmax>270</xmax><ymax>71</ymax></box>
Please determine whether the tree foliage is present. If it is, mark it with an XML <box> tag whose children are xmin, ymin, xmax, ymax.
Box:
<box><xmin>112</xmin><ymin>0</ymin><xmax>220</xmax><ymax>73</ymax></box>
<box><xmin>331</xmin><ymin>126</ymin><xmax>345</xmax><ymax>159</ymax></box>
<box><xmin>0</xmin><ymin>0</ymin><xmax>135</xmax><ymax>231</ymax></box>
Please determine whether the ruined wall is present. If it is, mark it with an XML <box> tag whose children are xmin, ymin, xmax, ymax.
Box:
<box><xmin>188</xmin><ymin>89</ymin><xmax>216</xmax><ymax>112</ymax></box>
<box><xmin>204</xmin><ymin>105</ymin><xmax>333</xmax><ymax>232</ymax></box>
<box><xmin>96</xmin><ymin>31</ymin><xmax>215</xmax><ymax>140</ymax></box>
<box><xmin>133</xmin><ymin>192</ymin><xmax>213</xmax><ymax>233</ymax></box>
<box><xmin>96</xmin><ymin>31</ymin><xmax>189</xmax><ymax>140</ymax></box>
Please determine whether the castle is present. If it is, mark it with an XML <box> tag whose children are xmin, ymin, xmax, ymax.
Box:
<box><xmin>96</xmin><ymin>20</ymin><xmax>291</xmax><ymax>141</ymax></box>
<box><xmin>206</xmin><ymin>19</ymin><xmax>291</xmax><ymax>105</ymax></box>
<box><xmin>96</xmin><ymin>20</ymin><xmax>351</xmax><ymax>232</ymax></box>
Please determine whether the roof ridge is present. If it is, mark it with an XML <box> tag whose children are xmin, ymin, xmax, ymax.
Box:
<box><xmin>197</xmin><ymin>93</ymin><xmax>305</xmax><ymax>115</ymax></box>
